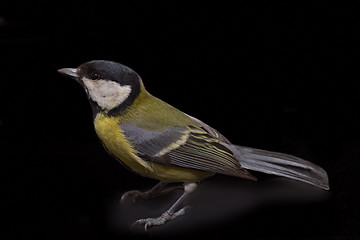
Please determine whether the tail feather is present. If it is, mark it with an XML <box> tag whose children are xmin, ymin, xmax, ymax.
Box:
<box><xmin>227</xmin><ymin>144</ymin><xmax>329</xmax><ymax>190</ymax></box>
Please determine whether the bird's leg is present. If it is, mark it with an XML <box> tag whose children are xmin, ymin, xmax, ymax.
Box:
<box><xmin>120</xmin><ymin>181</ymin><xmax>183</xmax><ymax>204</ymax></box>
<box><xmin>132</xmin><ymin>183</ymin><xmax>197</xmax><ymax>231</ymax></box>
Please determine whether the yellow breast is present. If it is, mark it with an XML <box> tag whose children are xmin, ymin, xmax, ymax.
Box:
<box><xmin>93</xmin><ymin>113</ymin><xmax>213</xmax><ymax>182</ymax></box>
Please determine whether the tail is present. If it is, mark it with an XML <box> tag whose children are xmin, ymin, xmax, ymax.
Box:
<box><xmin>227</xmin><ymin>144</ymin><xmax>329</xmax><ymax>190</ymax></box>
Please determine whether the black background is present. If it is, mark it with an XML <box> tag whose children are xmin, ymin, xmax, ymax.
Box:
<box><xmin>1</xmin><ymin>1</ymin><xmax>360</xmax><ymax>239</ymax></box>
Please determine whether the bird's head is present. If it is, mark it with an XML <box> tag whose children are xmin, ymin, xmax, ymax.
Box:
<box><xmin>58</xmin><ymin>60</ymin><xmax>142</xmax><ymax>115</ymax></box>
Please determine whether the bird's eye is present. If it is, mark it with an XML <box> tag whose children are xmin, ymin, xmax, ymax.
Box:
<box><xmin>90</xmin><ymin>73</ymin><xmax>99</xmax><ymax>80</ymax></box>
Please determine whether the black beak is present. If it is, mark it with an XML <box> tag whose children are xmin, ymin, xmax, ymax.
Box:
<box><xmin>58</xmin><ymin>68</ymin><xmax>79</xmax><ymax>79</ymax></box>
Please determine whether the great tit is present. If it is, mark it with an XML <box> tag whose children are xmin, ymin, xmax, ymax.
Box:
<box><xmin>58</xmin><ymin>60</ymin><xmax>329</xmax><ymax>230</ymax></box>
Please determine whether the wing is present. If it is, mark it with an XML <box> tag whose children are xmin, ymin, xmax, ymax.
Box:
<box><xmin>121</xmin><ymin>123</ymin><xmax>256</xmax><ymax>180</ymax></box>
<box><xmin>184</xmin><ymin>114</ymin><xmax>231</xmax><ymax>144</ymax></box>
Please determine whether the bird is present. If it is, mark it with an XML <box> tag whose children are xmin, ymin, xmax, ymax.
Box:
<box><xmin>58</xmin><ymin>60</ymin><xmax>329</xmax><ymax>231</ymax></box>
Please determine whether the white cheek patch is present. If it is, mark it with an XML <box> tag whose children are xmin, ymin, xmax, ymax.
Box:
<box><xmin>82</xmin><ymin>77</ymin><xmax>132</xmax><ymax>110</ymax></box>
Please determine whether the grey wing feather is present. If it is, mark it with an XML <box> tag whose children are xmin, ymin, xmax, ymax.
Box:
<box><xmin>185</xmin><ymin>114</ymin><xmax>231</xmax><ymax>144</ymax></box>
<box><xmin>120</xmin><ymin>124</ymin><xmax>188</xmax><ymax>158</ymax></box>
<box><xmin>121</xmin><ymin>123</ymin><xmax>256</xmax><ymax>180</ymax></box>
<box><xmin>166</xmin><ymin>131</ymin><xmax>256</xmax><ymax>179</ymax></box>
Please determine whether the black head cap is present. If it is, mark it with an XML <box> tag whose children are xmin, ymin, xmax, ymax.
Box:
<box><xmin>78</xmin><ymin>60</ymin><xmax>141</xmax><ymax>87</ymax></box>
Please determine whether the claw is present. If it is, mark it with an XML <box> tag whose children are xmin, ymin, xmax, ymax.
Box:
<box><xmin>131</xmin><ymin>206</ymin><xmax>191</xmax><ymax>231</ymax></box>
<box><xmin>128</xmin><ymin>183</ymin><xmax>197</xmax><ymax>231</ymax></box>
<box><xmin>131</xmin><ymin>218</ymin><xmax>148</xmax><ymax>230</ymax></box>
<box><xmin>131</xmin><ymin>213</ymin><xmax>169</xmax><ymax>231</ymax></box>
<box><xmin>120</xmin><ymin>190</ymin><xmax>142</xmax><ymax>204</ymax></box>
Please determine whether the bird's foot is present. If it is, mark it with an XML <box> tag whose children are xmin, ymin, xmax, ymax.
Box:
<box><xmin>120</xmin><ymin>184</ymin><xmax>183</xmax><ymax>204</ymax></box>
<box><xmin>131</xmin><ymin>206</ymin><xmax>190</xmax><ymax>231</ymax></box>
